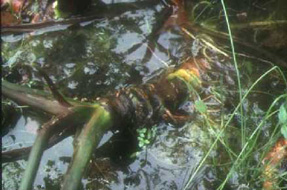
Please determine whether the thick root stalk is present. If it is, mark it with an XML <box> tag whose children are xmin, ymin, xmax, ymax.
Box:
<box><xmin>4</xmin><ymin>58</ymin><xmax>203</xmax><ymax>189</ymax></box>
<box><xmin>19</xmin><ymin>105</ymin><xmax>98</xmax><ymax>190</ymax></box>
<box><xmin>60</xmin><ymin>60</ymin><xmax>202</xmax><ymax>189</ymax></box>
<box><xmin>19</xmin><ymin>114</ymin><xmax>70</xmax><ymax>190</ymax></box>
<box><xmin>2</xmin><ymin>80</ymin><xmax>70</xmax><ymax>115</ymax></box>
<box><xmin>61</xmin><ymin>105</ymin><xmax>113</xmax><ymax>190</ymax></box>
<box><xmin>107</xmin><ymin>59</ymin><xmax>202</xmax><ymax>128</ymax></box>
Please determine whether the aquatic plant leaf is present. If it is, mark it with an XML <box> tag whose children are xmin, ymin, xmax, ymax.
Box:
<box><xmin>195</xmin><ymin>100</ymin><xmax>207</xmax><ymax>114</ymax></box>
<box><xmin>144</xmin><ymin>139</ymin><xmax>150</xmax><ymax>144</ymax></box>
<box><xmin>278</xmin><ymin>105</ymin><xmax>287</xmax><ymax>124</ymax></box>
<box><xmin>139</xmin><ymin>141</ymin><xmax>144</xmax><ymax>148</ymax></box>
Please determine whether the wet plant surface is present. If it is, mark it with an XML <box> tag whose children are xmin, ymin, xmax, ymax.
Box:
<box><xmin>1</xmin><ymin>0</ymin><xmax>287</xmax><ymax>189</ymax></box>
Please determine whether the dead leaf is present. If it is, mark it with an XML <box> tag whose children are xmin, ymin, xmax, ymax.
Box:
<box><xmin>1</xmin><ymin>11</ymin><xmax>21</xmax><ymax>26</ymax></box>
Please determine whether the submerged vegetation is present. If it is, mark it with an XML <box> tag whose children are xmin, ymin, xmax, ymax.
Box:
<box><xmin>1</xmin><ymin>0</ymin><xmax>287</xmax><ymax>189</ymax></box>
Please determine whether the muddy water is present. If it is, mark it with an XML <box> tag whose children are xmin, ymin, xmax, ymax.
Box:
<box><xmin>2</xmin><ymin>0</ymin><xmax>287</xmax><ymax>189</ymax></box>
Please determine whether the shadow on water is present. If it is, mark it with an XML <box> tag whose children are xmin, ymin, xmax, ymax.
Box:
<box><xmin>2</xmin><ymin>0</ymin><xmax>287</xmax><ymax>189</ymax></box>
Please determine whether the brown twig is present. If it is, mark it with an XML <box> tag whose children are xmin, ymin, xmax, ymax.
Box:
<box><xmin>33</xmin><ymin>65</ymin><xmax>71</xmax><ymax>107</ymax></box>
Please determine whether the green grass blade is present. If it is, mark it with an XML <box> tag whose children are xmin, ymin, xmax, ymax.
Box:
<box><xmin>220</xmin><ymin>0</ymin><xmax>245</xmax><ymax>148</ymax></box>
<box><xmin>183</xmin><ymin>66</ymin><xmax>278</xmax><ymax>190</ymax></box>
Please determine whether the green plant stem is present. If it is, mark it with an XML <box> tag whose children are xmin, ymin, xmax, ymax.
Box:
<box><xmin>19</xmin><ymin>125</ymin><xmax>50</xmax><ymax>190</ymax></box>
<box><xmin>18</xmin><ymin>105</ymin><xmax>97</xmax><ymax>190</ymax></box>
<box><xmin>61</xmin><ymin>105</ymin><xmax>112</xmax><ymax>190</ymax></box>
<box><xmin>19</xmin><ymin>113</ymin><xmax>70</xmax><ymax>190</ymax></box>
<box><xmin>2</xmin><ymin>80</ymin><xmax>70</xmax><ymax>115</ymax></box>
<box><xmin>220</xmin><ymin>0</ymin><xmax>245</xmax><ymax>150</ymax></box>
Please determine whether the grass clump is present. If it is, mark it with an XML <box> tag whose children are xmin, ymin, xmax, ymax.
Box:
<box><xmin>183</xmin><ymin>0</ymin><xmax>287</xmax><ymax>189</ymax></box>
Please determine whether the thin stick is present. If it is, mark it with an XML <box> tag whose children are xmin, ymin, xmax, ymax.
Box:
<box><xmin>231</xmin><ymin>20</ymin><xmax>287</xmax><ymax>29</ymax></box>
<box><xmin>33</xmin><ymin>64</ymin><xmax>71</xmax><ymax>107</ymax></box>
